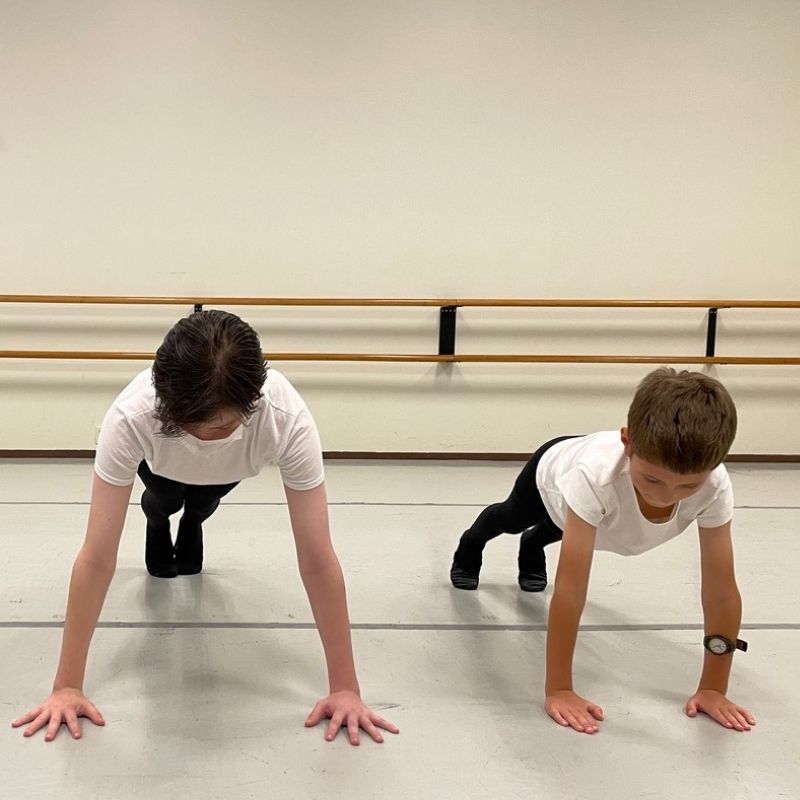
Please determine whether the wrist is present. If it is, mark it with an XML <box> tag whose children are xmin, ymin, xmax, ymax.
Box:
<box><xmin>329</xmin><ymin>684</ymin><xmax>360</xmax><ymax>696</ymax></box>
<box><xmin>52</xmin><ymin>680</ymin><xmax>83</xmax><ymax>693</ymax></box>
<box><xmin>545</xmin><ymin>681</ymin><xmax>573</xmax><ymax>696</ymax></box>
<box><xmin>696</xmin><ymin>684</ymin><xmax>726</xmax><ymax>695</ymax></box>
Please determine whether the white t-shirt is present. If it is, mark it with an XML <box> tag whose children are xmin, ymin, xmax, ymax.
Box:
<box><xmin>94</xmin><ymin>368</ymin><xmax>325</xmax><ymax>490</ymax></box>
<box><xmin>536</xmin><ymin>431</ymin><xmax>733</xmax><ymax>556</ymax></box>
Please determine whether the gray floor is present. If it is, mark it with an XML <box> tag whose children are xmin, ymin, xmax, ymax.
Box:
<box><xmin>1</xmin><ymin>460</ymin><xmax>798</xmax><ymax>799</ymax></box>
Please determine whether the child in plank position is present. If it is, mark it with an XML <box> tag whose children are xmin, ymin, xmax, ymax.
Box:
<box><xmin>13</xmin><ymin>310</ymin><xmax>398</xmax><ymax>745</ymax></box>
<box><xmin>450</xmin><ymin>367</ymin><xmax>755</xmax><ymax>734</ymax></box>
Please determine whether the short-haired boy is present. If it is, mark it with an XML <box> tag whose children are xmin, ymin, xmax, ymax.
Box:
<box><xmin>450</xmin><ymin>367</ymin><xmax>755</xmax><ymax>734</ymax></box>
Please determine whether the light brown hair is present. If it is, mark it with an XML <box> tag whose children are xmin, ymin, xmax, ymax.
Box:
<box><xmin>627</xmin><ymin>367</ymin><xmax>737</xmax><ymax>472</ymax></box>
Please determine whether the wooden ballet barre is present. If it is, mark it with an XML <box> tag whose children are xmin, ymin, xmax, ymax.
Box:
<box><xmin>0</xmin><ymin>294</ymin><xmax>800</xmax><ymax>308</ymax></box>
<box><xmin>1</xmin><ymin>350</ymin><xmax>798</xmax><ymax>365</ymax></box>
<box><xmin>3</xmin><ymin>295</ymin><xmax>797</xmax><ymax>363</ymax></box>
<box><xmin>1</xmin><ymin>295</ymin><xmax>799</xmax><ymax>309</ymax></box>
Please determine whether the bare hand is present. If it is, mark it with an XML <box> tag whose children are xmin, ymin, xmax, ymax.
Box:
<box><xmin>11</xmin><ymin>688</ymin><xmax>105</xmax><ymax>741</ymax></box>
<box><xmin>545</xmin><ymin>690</ymin><xmax>604</xmax><ymax>734</ymax></box>
<box><xmin>685</xmin><ymin>689</ymin><xmax>755</xmax><ymax>731</ymax></box>
<box><xmin>305</xmin><ymin>690</ymin><xmax>399</xmax><ymax>745</ymax></box>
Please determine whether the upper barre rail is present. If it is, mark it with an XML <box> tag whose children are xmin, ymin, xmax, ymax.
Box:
<box><xmin>1</xmin><ymin>295</ymin><xmax>799</xmax><ymax>308</ymax></box>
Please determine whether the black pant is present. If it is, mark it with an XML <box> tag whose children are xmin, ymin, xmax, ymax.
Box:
<box><xmin>457</xmin><ymin>436</ymin><xmax>577</xmax><ymax>572</ymax></box>
<box><xmin>137</xmin><ymin>460</ymin><xmax>239</xmax><ymax>560</ymax></box>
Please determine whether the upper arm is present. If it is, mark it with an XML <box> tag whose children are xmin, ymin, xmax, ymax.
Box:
<box><xmin>552</xmin><ymin>506</ymin><xmax>598</xmax><ymax>597</ymax></box>
<box><xmin>283</xmin><ymin>481</ymin><xmax>335</xmax><ymax>568</ymax></box>
<box><xmin>698</xmin><ymin>520</ymin><xmax>738</xmax><ymax>595</ymax></box>
<box><xmin>278</xmin><ymin>409</ymin><xmax>325</xmax><ymax>492</ymax></box>
<box><xmin>80</xmin><ymin>472</ymin><xmax>134</xmax><ymax>568</ymax></box>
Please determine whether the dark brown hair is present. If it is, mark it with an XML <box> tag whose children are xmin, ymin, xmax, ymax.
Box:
<box><xmin>627</xmin><ymin>367</ymin><xmax>737</xmax><ymax>472</ymax></box>
<box><xmin>152</xmin><ymin>310</ymin><xmax>267</xmax><ymax>436</ymax></box>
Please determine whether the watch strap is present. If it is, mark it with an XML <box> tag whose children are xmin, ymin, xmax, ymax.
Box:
<box><xmin>704</xmin><ymin>634</ymin><xmax>749</xmax><ymax>654</ymax></box>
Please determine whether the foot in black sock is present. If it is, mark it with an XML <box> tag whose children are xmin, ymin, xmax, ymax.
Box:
<box><xmin>517</xmin><ymin>570</ymin><xmax>548</xmax><ymax>592</ymax></box>
<box><xmin>175</xmin><ymin>518</ymin><xmax>203</xmax><ymax>575</ymax></box>
<box><xmin>146</xmin><ymin>524</ymin><xmax>177</xmax><ymax>578</ymax></box>
<box><xmin>518</xmin><ymin>525</ymin><xmax>547</xmax><ymax>592</ymax></box>
<box><xmin>450</xmin><ymin>538</ymin><xmax>483</xmax><ymax>590</ymax></box>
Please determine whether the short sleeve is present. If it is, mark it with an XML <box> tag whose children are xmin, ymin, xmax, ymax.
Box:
<box><xmin>94</xmin><ymin>404</ymin><xmax>144</xmax><ymax>486</ymax></box>
<box><xmin>695</xmin><ymin>472</ymin><xmax>734</xmax><ymax>529</ymax></box>
<box><xmin>554</xmin><ymin>466</ymin><xmax>606</xmax><ymax>527</ymax></box>
<box><xmin>278</xmin><ymin>408</ymin><xmax>325</xmax><ymax>491</ymax></box>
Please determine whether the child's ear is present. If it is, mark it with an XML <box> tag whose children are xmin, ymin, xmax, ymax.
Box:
<box><xmin>620</xmin><ymin>426</ymin><xmax>633</xmax><ymax>457</ymax></box>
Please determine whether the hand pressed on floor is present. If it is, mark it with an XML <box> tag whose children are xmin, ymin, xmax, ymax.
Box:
<box><xmin>545</xmin><ymin>689</ymin><xmax>604</xmax><ymax>734</ymax></box>
<box><xmin>12</xmin><ymin>687</ymin><xmax>105</xmax><ymax>741</ymax></box>
<box><xmin>305</xmin><ymin>689</ymin><xmax>399</xmax><ymax>745</ymax></box>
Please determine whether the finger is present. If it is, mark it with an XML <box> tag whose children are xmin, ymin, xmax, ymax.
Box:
<box><xmin>727</xmin><ymin>707</ymin><xmax>751</xmax><ymax>730</ymax></box>
<box><xmin>65</xmin><ymin>711</ymin><xmax>82</xmax><ymax>740</ymax></box>
<box><xmin>24</xmin><ymin>711</ymin><xmax>49</xmax><ymax>738</ymax></box>
<box><xmin>346</xmin><ymin>716</ymin><xmax>360</xmax><ymax>746</ymax></box>
<box><xmin>711</xmin><ymin>708</ymin><xmax>734</xmax><ymax>729</ymax></box>
<box><xmin>547</xmin><ymin>706</ymin><xmax>570</xmax><ymax>727</ymax></box>
<box><xmin>563</xmin><ymin>711</ymin><xmax>586</xmax><ymax>732</ymax></box>
<box><xmin>732</xmin><ymin>705</ymin><xmax>756</xmax><ymax>726</ymax></box>
<box><xmin>11</xmin><ymin>708</ymin><xmax>42</xmax><ymax>728</ymax></box>
<box><xmin>44</xmin><ymin>711</ymin><xmax>64</xmax><ymax>742</ymax></box>
<box><xmin>577</xmin><ymin>713</ymin><xmax>598</xmax><ymax>733</ymax></box>
<box><xmin>361</xmin><ymin>718</ymin><xmax>384</xmax><ymax>744</ymax></box>
<box><xmin>305</xmin><ymin>701</ymin><xmax>328</xmax><ymax>728</ymax></box>
<box><xmin>369</xmin><ymin>713</ymin><xmax>399</xmax><ymax>734</ymax></box>
<box><xmin>722</xmin><ymin>709</ymin><xmax>745</xmax><ymax>731</ymax></box>
<box><xmin>82</xmin><ymin>702</ymin><xmax>105</xmax><ymax>727</ymax></box>
<box><xmin>587</xmin><ymin>704</ymin><xmax>604</xmax><ymax>722</ymax></box>
<box><xmin>685</xmin><ymin>701</ymin><xmax>698</xmax><ymax>717</ymax></box>
<box><xmin>325</xmin><ymin>712</ymin><xmax>345</xmax><ymax>742</ymax></box>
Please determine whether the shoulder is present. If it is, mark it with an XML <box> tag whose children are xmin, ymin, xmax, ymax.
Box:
<box><xmin>102</xmin><ymin>368</ymin><xmax>157</xmax><ymax>432</ymax></box>
<box><xmin>694</xmin><ymin>462</ymin><xmax>733</xmax><ymax>505</ymax></box>
<box><xmin>559</xmin><ymin>431</ymin><xmax>627</xmax><ymax>489</ymax></box>
<box><xmin>707</xmin><ymin>462</ymin><xmax>732</xmax><ymax>489</ymax></box>
<box><xmin>260</xmin><ymin>368</ymin><xmax>309</xmax><ymax>418</ymax></box>
<box><xmin>103</xmin><ymin>367</ymin><xmax>155</xmax><ymax>426</ymax></box>
<box><xmin>112</xmin><ymin>368</ymin><xmax>156</xmax><ymax>415</ymax></box>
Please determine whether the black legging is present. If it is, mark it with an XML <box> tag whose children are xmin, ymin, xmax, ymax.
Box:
<box><xmin>137</xmin><ymin>460</ymin><xmax>239</xmax><ymax>529</ymax></box>
<box><xmin>457</xmin><ymin>435</ymin><xmax>577</xmax><ymax>572</ymax></box>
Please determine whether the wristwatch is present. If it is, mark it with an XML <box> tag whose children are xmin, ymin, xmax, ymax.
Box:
<box><xmin>703</xmin><ymin>634</ymin><xmax>748</xmax><ymax>655</ymax></box>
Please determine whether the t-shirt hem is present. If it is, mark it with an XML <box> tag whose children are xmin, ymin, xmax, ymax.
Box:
<box><xmin>696</xmin><ymin>513</ymin><xmax>734</xmax><ymax>529</ymax></box>
<box><xmin>93</xmin><ymin>465</ymin><xmax>136</xmax><ymax>487</ymax></box>
<box><xmin>281</xmin><ymin>474</ymin><xmax>325</xmax><ymax>492</ymax></box>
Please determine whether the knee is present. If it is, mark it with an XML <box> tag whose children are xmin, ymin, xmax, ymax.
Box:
<box><xmin>141</xmin><ymin>489</ymin><xmax>183</xmax><ymax>519</ymax></box>
<box><xmin>183</xmin><ymin>496</ymin><xmax>221</xmax><ymax>520</ymax></box>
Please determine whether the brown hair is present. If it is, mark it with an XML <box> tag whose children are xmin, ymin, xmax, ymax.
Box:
<box><xmin>627</xmin><ymin>367</ymin><xmax>737</xmax><ymax>472</ymax></box>
<box><xmin>152</xmin><ymin>310</ymin><xmax>267</xmax><ymax>436</ymax></box>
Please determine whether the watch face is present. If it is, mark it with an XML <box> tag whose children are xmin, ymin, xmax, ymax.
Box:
<box><xmin>708</xmin><ymin>637</ymin><xmax>728</xmax><ymax>655</ymax></box>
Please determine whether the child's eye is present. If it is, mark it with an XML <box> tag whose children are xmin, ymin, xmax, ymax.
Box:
<box><xmin>645</xmin><ymin>476</ymin><xmax>660</xmax><ymax>483</ymax></box>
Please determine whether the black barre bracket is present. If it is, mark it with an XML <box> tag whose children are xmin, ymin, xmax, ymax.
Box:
<box><xmin>706</xmin><ymin>308</ymin><xmax>719</xmax><ymax>357</ymax></box>
<box><xmin>438</xmin><ymin>306</ymin><xmax>458</xmax><ymax>355</ymax></box>
<box><xmin>193</xmin><ymin>303</ymin><xmax>203</xmax><ymax>313</ymax></box>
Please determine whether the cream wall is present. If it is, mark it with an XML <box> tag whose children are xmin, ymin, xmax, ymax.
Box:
<box><xmin>1</xmin><ymin>1</ymin><xmax>798</xmax><ymax>454</ymax></box>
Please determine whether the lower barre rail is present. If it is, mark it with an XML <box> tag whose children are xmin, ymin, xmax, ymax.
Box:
<box><xmin>0</xmin><ymin>350</ymin><xmax>797</xmax><ymax>365</ymax></box>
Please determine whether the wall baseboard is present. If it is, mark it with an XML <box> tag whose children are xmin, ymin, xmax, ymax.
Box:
<box><xmin>1</xmin><ymin>450</ymin><xmax>798</xmax><ymax>463</ymax></box>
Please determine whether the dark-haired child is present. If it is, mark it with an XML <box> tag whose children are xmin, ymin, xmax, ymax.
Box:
<box><xmin>13</xmin><ymin>310</ymin><xmax>398</xmax><ymax>746</ymax></box>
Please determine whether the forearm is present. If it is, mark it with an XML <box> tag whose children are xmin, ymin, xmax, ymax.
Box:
<box><xmin>545</xmin><ymin>589</ymin><xmax>586</xmax><ymax>694</ymax></box>
<box><xmin>300</xmin><ymin>557</ymin><xmax>360</xmax><ymax>695</ymax></box>
<box><xmin>53</xmin><ymin>552</ymin><xmax>116</xmax><ymax>691</ymax></box>
<box><xmin>698</xmin><ymin>589</ymin><xmax>742</xmax><ymax>694</ymax></box>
